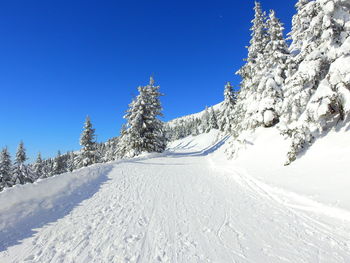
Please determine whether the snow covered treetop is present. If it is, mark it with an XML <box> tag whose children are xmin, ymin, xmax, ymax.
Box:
<box><xmin>149</xmin><ymin>76</ymin><xmax>155</xmax><ymax>86</ymax></box>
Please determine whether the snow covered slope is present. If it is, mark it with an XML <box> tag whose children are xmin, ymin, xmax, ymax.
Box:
<box><xmin>0</xmin><ymin>130</ymin><xmax>350</xmax><ymax>262</ymax></box>
<box><xmin>0</xmin><ymin>164</ymin><xmax>113</xmax><ymax>251</ymax></box>
<box><xmin>167</xmin><ymin>102</ymin><xmax>222</xmax><ymax>127</ymax></box>
<box><xmin>211</xmin><ymin>126</ymin><xmax>350</xmax><ymax>212</ymax></box>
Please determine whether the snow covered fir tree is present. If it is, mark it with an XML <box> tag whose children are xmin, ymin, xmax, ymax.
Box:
<box><xmin>0</xmin><ymin>147</ymin><xmax>12</xmax><ymax>190</ymax></box>
<box><xmin>226</xmin><ymin>0</ymin><xmax>350</xmax><ymax>164</ymax></box>
<box><xmin>281</xmin><ymin>0</ymin><xmax>350</xmax><ymax>164</ymax></box>
<box><xmin>219</xmin><ymin>82</ymin><xmax>236</xmax><ymax>133</ymax></box>
<box><xmin>12</xmin><ymin>141</ymin><xmax>34</xmax><ymax>185</ymax></box>
<box><xmin>118</xmin><ymin>77</ymin><xmax>166</xmax><ymax>158</ymax></box>
<box><xmin>33</xmin><ymin>152</ymin><xmax>44</xmax><ymax>179</ymax></box>
<box><xmin>77</xmin><ymin>116</ymin><xmax>98</xmax><ymax>167</ymax></box>
<box><xmin>234</xmin><ymin>1</ymin><xmax>269</xmax><ymax>132</ymax></box>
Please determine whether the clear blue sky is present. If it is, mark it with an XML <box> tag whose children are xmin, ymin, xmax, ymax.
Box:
<box><xmin>0</xmin><ymin>0</ymin><xmax>296</xmax><ymax>161</ymax></box>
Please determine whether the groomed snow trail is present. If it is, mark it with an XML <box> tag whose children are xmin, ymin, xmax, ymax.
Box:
<box><xmin>1</xmin><ymin>152</ymin><xmax>350</xmax><ymax>262</ymax></box>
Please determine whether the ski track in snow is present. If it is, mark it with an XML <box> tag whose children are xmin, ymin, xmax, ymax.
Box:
<box><xmin>1</xmin><ymin>148</ymin><xmax>350</xmax><ymax>262</ymax></box>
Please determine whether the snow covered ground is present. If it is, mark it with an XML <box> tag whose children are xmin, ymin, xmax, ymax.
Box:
<box><xmin>1</xmin><ymin>130</ymin><xmax>350</xmax><ymax>262</ymax></box>
<box><xmin>214</xmin><ymin>126</ymin><xmax>350</xmax><ymax>212</ymax></box>
<box><xmin>167</xmin><ymin>102</ymin><xmax>222</xmax><ymax>128</ymax></box>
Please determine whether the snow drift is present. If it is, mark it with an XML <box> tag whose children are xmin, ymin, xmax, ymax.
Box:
<box><xmin>0</xmin><ymin>164</ymin><xmax>112</xmax><ymax>251</ymax></box>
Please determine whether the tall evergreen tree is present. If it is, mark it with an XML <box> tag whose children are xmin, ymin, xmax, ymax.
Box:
<box><xmin>234</xmin><ymin>1</ymin><xmax>269</xmax><ymax>132</ymax></box>
<box><xmin>16</xmin><ymin>141</ymin><xmax>27</xmax><ymax>164</ymax></box>
<box><xmin>209</xmin><ymin>107</ymin><xmax>219</xmax><ymax>130</ymax></box>
<box><xmin>281</xmin><ymin>0</ymin><xmax>321</xmax><ymax>125</ymax></box>
<box><xmin>53</xmin><ymin>151</ymin><xmax>66</xmax><ymax>175</ymax></box>
<box><xmin>288</xmin><ymin>0</ymin><xmax>312</xmax><ymax>58</ymax></box>
<box><xmin>201</xmin><ymin>106</ymin><xmax>211</xmax><ymax>133</ymax></box>
<box><xmin>244</xmin><ymin>1</ymin><xmax>268</xmax><ymax>70</ymax></box>
<box><xmin>104</xmin><ymin>137</ymin><xmax>119</xmax><ymax>162</ymax></box>
<box><xmin>78</xmin><ymin>116</ymin><xmax>97</xmax><ymax>167</ymax></box>
<box><xmin>219</xmin><ymin>82</ymin><xmax>236</xmax><ymax>133</ymax></box>
<box><xmin>254</xmin><ymin>9</ymin><xmax>289</xmax><ymax>127</ymax></box>
<box><xmin>66</xmin><ymin>151</ymin><xmax>76</xmax><ymax>172</ymax></box>
<box><xmin>33</xmin><ymin>152</ymin><xmax>44</xmax><ymax>179</ymax></box>
<box><xmin>118</xmin><ymin>77</ymin><xmax>166</xmax><ymax>158</ymax></box>
<box><xmin>264</xmin><ymin>10</ymin><xmax>289</xmax><ymax>72</ymax></box>
<box><xmin>143</xmin><ymin>77</ymin><xmax>167</xmax><ymax>153</ymax></box>
<box><xmin>12</xmin><ymin>141</ymin><xmax>31</xmax><ymax>184</ymax></box>
<box><xmin>118</xmin><ymin>86</ymin><xmax>149</xmax><ymax>157</ymax></box>
<box><xmin>45</xmin><ymin>158</ymin><xmax>55</xmax><ymax>177</ymax></box>
<box><xmin>282</xmin><ymin>0</ymin><xmax>350</xmax><ymax>164</ymax></box>
<box><xmin>0</xmin><ymin>147</ymin><xmax>13</xmax><ymax>189</ymax></box>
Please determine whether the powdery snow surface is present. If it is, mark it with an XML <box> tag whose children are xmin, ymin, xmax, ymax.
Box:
<box><xmin>0</xmin><ymin>164</ymin><xmax>113</xmax><ymax>251</ymax></box>
<box><xmin>1</xmin><ymin>130</ymin><xmax>350</xmax><ymax>262</ymax></box>
<box><xmin>167</xmin><ymin>102</ymin><xmax>222</xmax><ymax>128</ymax></box>
<box><xmin>215</xmin><ymin>126</ymin><xmax>350</xmax><ymax>212</ymax></box>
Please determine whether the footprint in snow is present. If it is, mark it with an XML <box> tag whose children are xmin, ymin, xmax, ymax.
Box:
<box><xmin>124</xmin><ymin>234</ymin><xmax>141</xmax><ymax>243</ymax></box>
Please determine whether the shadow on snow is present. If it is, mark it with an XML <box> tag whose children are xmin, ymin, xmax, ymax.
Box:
<box><xmin>0</xmin><ymin>166</ymin><xmax>112</xmax><ymax>253</ymax></box>
<box><xmin>167</xmin><ymin>135</ymin><xmax>230</xmax><ymax>158</ymax></box>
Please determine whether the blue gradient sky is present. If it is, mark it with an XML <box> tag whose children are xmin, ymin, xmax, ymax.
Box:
<box><xmin>0</xmin><ymin>0</ymin><xmax>296</xmax><ymax>161</ymax></box>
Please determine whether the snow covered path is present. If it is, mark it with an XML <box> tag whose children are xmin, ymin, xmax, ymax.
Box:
<box><xmin>1</xmin><ymin>150</ymin><xmax>350</xmax><ymax>262</ymax></box>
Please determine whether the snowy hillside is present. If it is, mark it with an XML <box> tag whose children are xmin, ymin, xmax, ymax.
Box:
<box><xmin>1</xmin><ymin>129</ymin><xmax>350</xmax><ymax>262</ymax></box>
<box><xmin>218</xmin><ymin>126</ymin><xmax>350</xmax><ymax>212</ymax></box>
<box><xmin>167</xmin><ymin>102</ymin><xmax>222</xmax><ymax>127</ymax></box>
<box><xmin>168</xmin><ymin>110</ymin><xmax>350</xmax><ymax>212</ymax></box>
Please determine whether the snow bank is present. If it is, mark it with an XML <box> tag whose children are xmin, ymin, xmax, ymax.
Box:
<box><xmin>166</xmin><ymin>126</ymin><xmax>350</xmax><ymax>219</ymax></box>
<box><xmin>167</xmin><ymin>102</ymin><xmax>223</xmax><ymax>127</ymax></box>
<box><xmin>0</xmin><ymin>163</ymin><xmax>112</xmax><ymax>250</ymax></box>
<box><xmin>210</xmin><ymin>126</ymin><xmax>350</xmax><ymax>212</ymax></box>
<box><xmin>167</xmin><ymin>125</ymin><xmax>350</xmax><ymax>214</ymax></box>
<box><xmin>167</xmin><ymin>129</ymin><xmax>223</xmax><ymax>152</ymax></box>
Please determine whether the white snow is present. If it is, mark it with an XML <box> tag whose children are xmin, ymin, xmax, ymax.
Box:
<box><xmin>0</xmin><ymin>163</ymin><xmax>113</xmax><ymax>251</ymax></box>
<box><xmin>263</xmin><ymin>109</ymin><xmax>275</xmax><ymax>126</ymax></box>
<box><xmin>0</xmin><ymin>129</ymin><xmax>350</xmax><ymax>262</ymax></box>
<box><xmin>215</xmin><ymin>126</ymin><xmax>350</xmax><ymax>212</ymax></box>
<box><xmin>167</xmin><ymin>102</ymin><xmax>223</xmax><ymax>128</ymax></box>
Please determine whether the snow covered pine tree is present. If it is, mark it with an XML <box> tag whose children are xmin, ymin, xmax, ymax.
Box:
<box><xmin>12</xmin><ymin>141</ymin><xmax>33</xmax><ymax>184</ymax></box>
<box><xmin>66</xmin><ymin>152</ymin><xmax>76</xmax><ymax>172</ymax></box>
<box><xmin>143</xmin><ymin>77</ymin><xmax>167</xmax><ymax>153</ymax></box>
<box><xmin>201</xmin><ymin>106</ymin><xmax>211</xmax><ymax>133</ymax></box>
<box><xmin>209</xmin><ymin>107</ymin><xmax>219</xmax><ymax>130</ymax></box>
<box><xmin>33</xmin><ymin>152</ymin><xmax>44</xmax><ymax>179</ymax></box>
<box><xmin>0</xmin><ymin>147</ymin><xmax>13</xmax><ymax>190</ymax></box>
<box><xmin>219</xmin><ymin>82</ymin><xmax>236</xmax><ymax>133</ymax></box>
<box><xmin>236</xmin><ymin>3</ymin><xmax>289</xmax><ymax>130</ymax></box>
<box><xmin>281</xmin><ymin>0</ymin><xmax>350</xmax><ymax>164</ymax></box>
<box><xmin>235</xmin><ymin>1</ymin><xmax>269</xmax><ymax>132</ymax></box>
<box><xmin>255</xmin><ymin>9</ymin><xmax>289</xmax><ymax>127</ymax></box>
<box><xmin>118</xmin><ymin>77</ymin><xmax>166</xmax><ymax>158</ymax></box>
<box><xmin>53</xmin><ymin>151</ymin><xmax>66</xmax><ymax>175</ymax></box>
<box><xmin>78</xmin><ymin>116</ymin><xmax>98</xmax><ymax>167</ymax></box>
